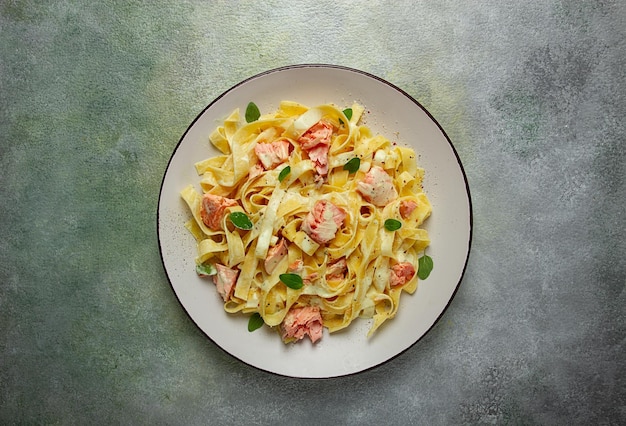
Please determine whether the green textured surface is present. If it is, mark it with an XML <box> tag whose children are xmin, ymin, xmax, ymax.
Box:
<box><xmin>1</xmin><ymin>1</ymin><xmax>624</xmax><ymax>424</ymax></box>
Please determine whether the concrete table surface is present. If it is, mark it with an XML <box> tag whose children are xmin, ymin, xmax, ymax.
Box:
<box><xmin>1</xmin><ymin>1</ymin><xmax>624</xmax><ymax>424</ymax></box>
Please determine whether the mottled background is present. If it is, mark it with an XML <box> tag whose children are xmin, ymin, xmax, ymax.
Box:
<box><xmin>1</xmin><ymin>1</ymin><xmax>624</xmax><ymax>424</ymax></box>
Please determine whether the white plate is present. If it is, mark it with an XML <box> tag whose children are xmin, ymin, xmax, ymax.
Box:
<box><xmin>158</xmin><ymin>65</ymin><xmax>472</xmax><ymax>378</ymax></box>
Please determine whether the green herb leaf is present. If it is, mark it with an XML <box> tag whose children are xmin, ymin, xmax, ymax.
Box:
<box><xmin>343</xmin><ymin>157</ymin><xmax>360</xmax><ymax>174</ymax></box>
<box><xmin>248</xmin><ymin>313</ymin><xmax>264</xmax><ymax>332</ymax></box>
<box><xmin>245</xmin><ymin>102</ymin><xmax>260</xmax><ymax>123</ymax></box>
<box><xmin>384</xmin><ymin>218</ymin><xmax>402</xmax><ymax>231</ymax></box>
<box><xmin>279</xmin><ymin>273</ymin><xmax>304</xmax><ymax>290</ymax></box>
<box><xmin>229</xmin><ymin>212</ymin><xmax>253</xmax><ymax>230</ymax></box>
<box><xmin>278</xmin><ymin>165</ymin><xmax>291</xmax><ymax>182</ymax></box>
<box><xmin>196</xmin><ymin>263</ymin><xmax>217</xmax><ymax>277</ymax></box>
<box><xmin>343</xmin><ymin>108</ymin><xmax>353</xmax><ymax>121</ymax></box>
<box><xmin>418</xmin><ymin>255</ymin><xmax>434</xmax><ymax>280</ymax></box>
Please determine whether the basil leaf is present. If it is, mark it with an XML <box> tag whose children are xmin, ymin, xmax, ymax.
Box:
<box><xmin>343</xmin><ymin>157</ymin><xmax>360</xmax><ymax>174</ymax></box>
<box><xmin>278</xmin><ymin>165</ymin><xmax>291</xmax><ymax>182</ymax></box>
<box><xmin>245</xmin><ymin>102</ymin><xmax>260</xmax><ymax>123</ymax></box>
<box><xmin>196</xmin><ymin>263</ymin><xmax>217</xmax><ymax>277</ymax></box>
<box><xmin>343</xmin><ymin>108</ymin><xmax>353</xmax><ymax>120</ymax></box>
<box><xmin>418</xmin><ymin>255</ymin><xmax>434</xmax><ymax>280</ymax></box>
<box><xmin>248</xmin><ymin>313</ymin><xmax>264</xmax><ymax>332</ymax></box>
<box><xmin>229</xmin><ymin>212</ymin><xmax>253</xmax><ymax>230</ymax></box>
<box><xmin>384</xmin><ymin>218</ymin><xmax>402</xmax><ymax>231</ymax></box>
<box><xmin>279</xmin><ymin>273</ymin><xmax>304</xmax><ymax>290</ymax></box>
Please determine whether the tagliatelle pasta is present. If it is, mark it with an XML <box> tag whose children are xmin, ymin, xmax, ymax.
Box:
<box><xmin>181</xmin><ymin>100</ymin><xmax>432</xmax><ymax>343</ymax></box>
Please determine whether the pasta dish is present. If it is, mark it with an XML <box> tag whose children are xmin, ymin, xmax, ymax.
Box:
<box><xmin>181</xmin><ymin>101</ymin><xmax>432</xmax><ymax>343</ymax></box>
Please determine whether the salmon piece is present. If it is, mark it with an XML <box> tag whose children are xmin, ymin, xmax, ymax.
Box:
<box><xmin>254</xmin><ymin>140</ymin><xmax>292</xmax><ymax>170</ymax></box>
<box><xmin>301</xmin><ymin>200</ymin><xmax>346</xmax><ymax>244</ymax></box>
<box><xmin>281</xmin><ymin>306</ymin><xmax>324</xmax><ymax>343</ymax></box>
<box><xmin>264</xmin><ymin>238</ymin><xmax>288</xmax><ymax>274</ymax></box>
<box><xmin>297</xmin><ymin>120</ymin><xmax>333</xmax><ymax>176</ymax></box>
<box><xmin>399</xmin><ymin>199</ymin><xmax>418</xmax><ymax>219</ymax></box>
<box><xmin>213</xmin><ymin>263</ymin><xmax>239</xmax><ymax>301</ymax></box>
<box><xmin>298</xmin><ymin>120</ymin><xmax>333</xmax><ymax>149</ymax></box>
<box><xmin>306</xmin><ymin>143</ymin><xmax>330</xmax><ymax>176</ymax></box>
<box><xmin>325</xmin><ymin>257</ymin><xmax>347</xmax><ymax>281</ymax></box>
<box><xmin>287</xmin><ymin>259</ymin><xmax>318</xmax><ymax>284</ymax></box>
<box><xmin>249</xmin><ymin>163</ymin><xmax>264</xmax><ymax>179</ymax></box>
<box><xmin>356</xmin><ymin>165</ymin><xmax>398</xmax><ymax>206</ymax></box>
<box><xmin>288</xmin><ymin>259</ymin><xmax>304</xmax><ymax>274</ymax></box>
<box><xmin>389</xmin><ymin>262</ymin><xmax>416</xmax><ymax>287</ymax></box>
<box><xmin>201</xmin><ymin>194</ymin><xmax>238</xmax><ymax>230</ymax></box>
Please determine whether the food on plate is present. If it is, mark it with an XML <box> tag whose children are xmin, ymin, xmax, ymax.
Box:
<box><xmin>181</xmin><ymin>101</ymin><xmax>432</xmax><ymax>343</ymax></box>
